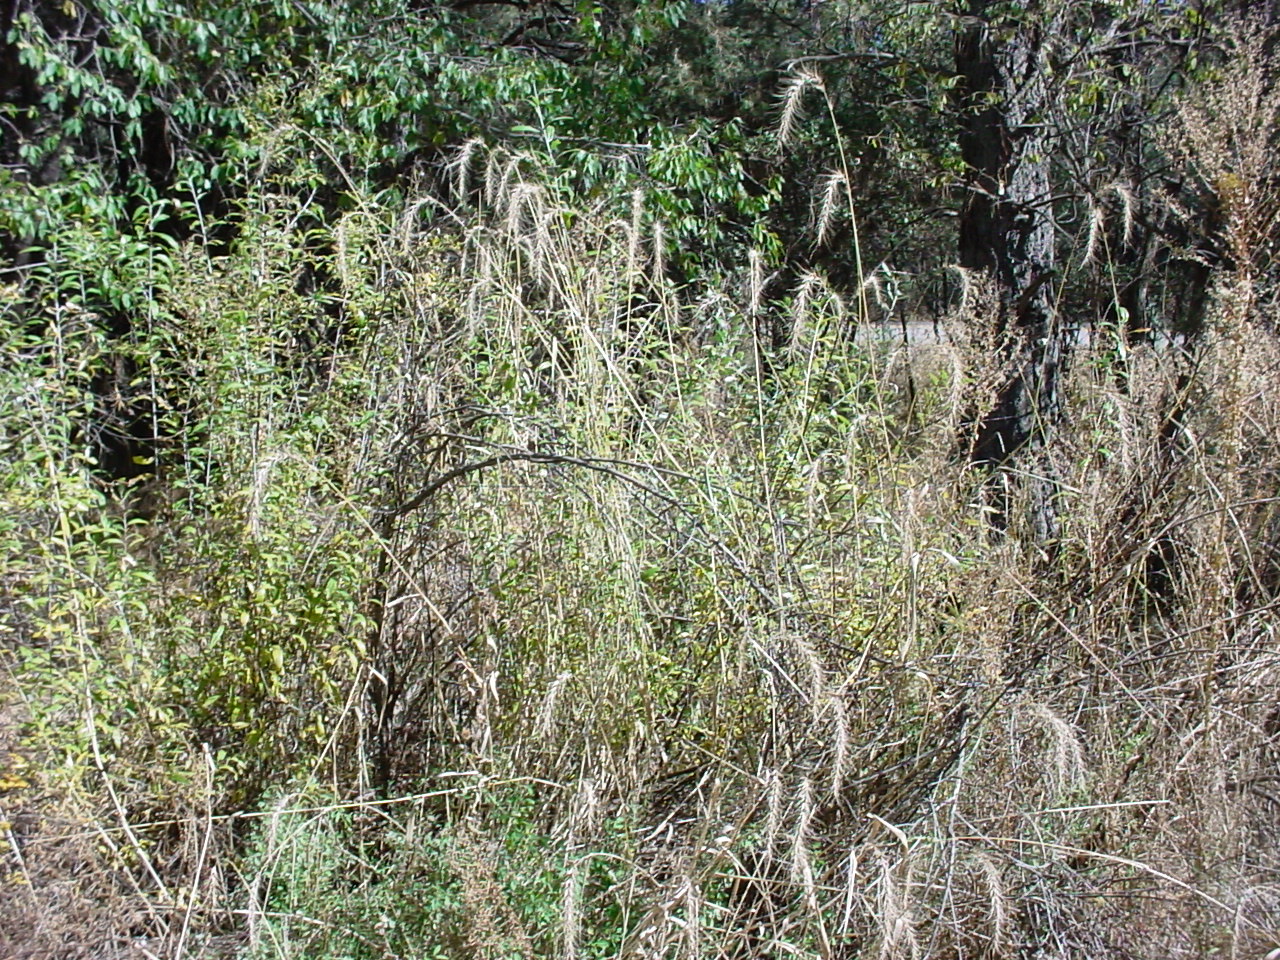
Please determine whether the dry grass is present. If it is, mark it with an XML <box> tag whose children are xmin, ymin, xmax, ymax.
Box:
<box><xmin>5</xmin><ymin>42</ymin><xmax>1280</xmax><ymax>958</ymax></box>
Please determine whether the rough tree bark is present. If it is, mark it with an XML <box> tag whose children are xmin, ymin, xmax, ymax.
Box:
<box><xmin>955</xmin><ymin>2</ymin><xmax>1064</xmax><ymax>541</ymax></box>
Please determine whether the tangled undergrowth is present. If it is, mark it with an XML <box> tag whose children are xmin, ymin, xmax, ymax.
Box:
<box><xmin>4</xmin><ymin>119</ymin><xmax>1280</xmax><ymax>960</ymax></box>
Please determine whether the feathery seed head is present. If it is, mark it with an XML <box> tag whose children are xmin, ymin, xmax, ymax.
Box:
<box><xmin>777</xmin><ymin>66</ymin><xmax>824</xmax><ymax>146</ymax></box>
<box><xmin>790</xmin><ymin>776</ymin><xmax>815</xmax><ymax>885</ymax></box>
<box><xmin>561</xmin><ymin>861</ymin><xmax>581</xmax><ymax>960</ymax></box>
<box><xmin>1110</xmin><ymin>181</ymin><xmax>1136</xmax><ymax>247</ymax></box>
<box><xmin>789</xmin><ymin>271</ymin><xmax>824</xmax><ymax>358</ymax></box>
<box><xmin>831</xmin><ymin>693</ymin><xmax>849</xmax><ymax>800</ymax></box>
<box><xmin>483</xmin><ymin>147</ymin><xmax>507</xmax><ymax>207</ymax></box>
<box><xmin>652</xmin><ymin>219</ymin><xmax>667</xmax><ymax>288</ymax></box>
<box><xmin>1082</xmin><ymin>199</ymin><xmax>1104</xmax><ymax>266</ymax></box>
<box><xmin>1029</xmin><ymin>702</ymin><xmax>1086</xmax><ymax>799</ymax></box>
<box><xmin>815</xmin><ymin>170</ymin><xmax>847</xmax><ymax>247</ymax></box>
<box><xmin>763</xmin><ymin>768</ymin><xmax>785</xmax><ymax>860</ymax></box>
<box><xmin>451</xmin><ymin>137</ymin><xmax>483</xmax><ymax>204</ymax></box>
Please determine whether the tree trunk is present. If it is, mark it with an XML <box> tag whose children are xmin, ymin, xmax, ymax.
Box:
<box><xmin>955</xmin><ymin>2</ymin><xmax>1064</xmax><ymax>541</ymax></box>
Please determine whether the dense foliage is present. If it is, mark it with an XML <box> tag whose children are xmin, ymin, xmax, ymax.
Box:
<box><xmin>4</xmin><ymin>1</ymin><xmax>1280</xmax><ymax>958</ymax></box>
